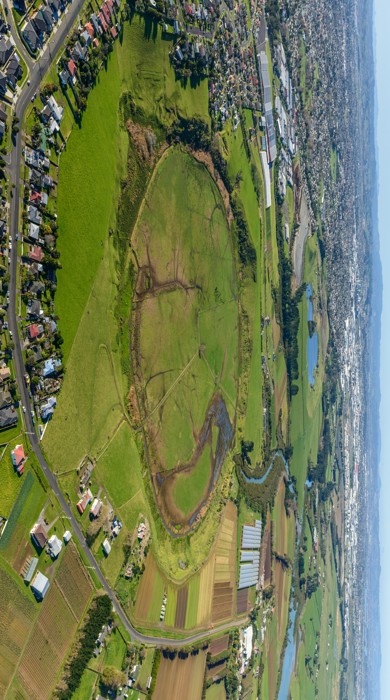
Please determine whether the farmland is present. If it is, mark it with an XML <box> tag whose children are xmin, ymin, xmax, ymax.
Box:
<box><xmin>132</xmin><ymin>147</ymin><xmax>238</xmax><ymax>529</ymax></box>
<box><xmin>131</xmin><ymin>502</ymin><xmax>237</xmax><ymax>631</ymax></box>
<box><xmin>154</xmin><ymin>652</ymin><xmax>207</xmax><ymax>700</ymax></box>
<box><xmin>0</xmin><ymin>561</ymin><xmax>37</xmax><ymax>698</ymax></box>
<box><xmin>12</xmin><ymin>544</ymin><xmax>93</xmax><ymax>700</ymax></box>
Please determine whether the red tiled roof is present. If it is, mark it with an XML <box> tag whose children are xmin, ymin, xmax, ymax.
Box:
<box><xmin>29</xmin><ymin>246</ymin><xmax>44</xmax><ymax>262</ymax></box>
<box><xmin>110</xmin><ymin>26</ymin><xmax>117</xmax><ymax>38</ymax></box>
<box><xmin>99</xmin><ymin>12</ymin><xmax>108</xmax><ymax>31</ymax></box>
<box><xmin>102</xmin><ymin>4</ymin><xmax>111</xmax><ymax>23</ymax></box>
<box><xmin>12</xmin><ymin>444</ymin><xmax>26</xmax><ymax>467</ymax></box>
<box><xmin>29</xmin><ymin>191</ymin><xmax>41</xmax><ymax>203</ymax></box>
<box><xmin>85</xmin><ymin>22</ymin><xmax>94</xmax><ymax>37</ymax></box>
<box><xmin>68</xmin><ymin>59</ymin><xmax>77</xmax><ymax>77</ymax></box>
<box><xmin>28</xmin><ymin>323</ymin><xmax>40</xmax><ymax>339</ymax></box>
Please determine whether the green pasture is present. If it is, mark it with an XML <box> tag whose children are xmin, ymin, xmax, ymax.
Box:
<box><xmin>173</xmin><ymin>444</ymin><xmax>213</xmax><ymax>517</ymax></box>
<box><xmin>185</xmin><ymin>573</ymin><xmax>200</xmax><ymax>629</ymax></box>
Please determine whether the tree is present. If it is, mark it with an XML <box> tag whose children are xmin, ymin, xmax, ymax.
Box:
<box><xmin>100</xmin><ymin>666</ymin><xmax>126</xmax><ymax>692</ymax></box>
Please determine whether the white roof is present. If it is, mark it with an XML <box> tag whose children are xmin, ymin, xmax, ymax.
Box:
<box><xmin>31</xmin><ymin>571</ymin><xmax>50</xmax><ymax>597</ymax></box>
<box><xmin>102</xmin><ymin>538</ymin><xmax>111</xmax><ymax>554</ymax></box>
<box><xmin>48</xmin><ymin>534</ymin><xmax>63</xmax><ymax>558</ymax></box>
<box><xmin>63</xmin><ymin>530</ymin><xmax>72</xmax><ymax>543</ymax></box>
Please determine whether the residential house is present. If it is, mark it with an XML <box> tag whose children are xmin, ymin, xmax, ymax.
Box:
<box><xmin>23</xmin><ymin>22</ymin><xmax>40</xmax><ymax>53</ymax></box>
<box><xmin>0</xmin><ymin>71</ymin><xmax>7</xmax><ymax>96</ymax></box>
<box><xmin>84</xmin><ymin>22</ymin><xmax>94</xmax><ymax>38</ymax></box>
<box><xmin>90</xmin><ymin>498</ymin><xmax>102</xmax><ymax>519</ymax></box>
<box><xmin>0</xmin><ymin>119</ymin><xmax>4</xmax><ymax>142</ymax></box>
<box><xmin>40</xmin><ymin>396</ymin><xmax>56</xmax><ymax>421</ymax></box>
<box><xmin>28</xmin><ymin>222</ymin><xmax>40</xmax><ymax>242</ymax></box>
<box><xmin>29</xmin><ymin>246</ymin><xmax>44</xmax><ymax>264</ymax></box>
<box><xmin>49</xmin><ymin>0</ymin><xmax>61</xmax><ymax>21</ymax></box>
<box><xmin>0</xmin><ymin>388</ymin><xmax>12</xmax><ymax>409</ymax></box>
<box><xmin>42</xmin><ymin>357</ymin><xmax>61</xmax><ymax>377</ymax></box>
<box><xmin>102</xmin><ymin>538</ymin><xmax>111</xmax><ymax>556</ymax></box>
<box><xmin>48</xmin><ymin>534</ymin><xmax>62</xmax><ymax>559</ymax></box>
<box><xmin>25</xmin><ymin>147</ymin><xmax>40</xmax><ymax>168</ymax></box>
<box><xmin>31</xmin><ymin>571</ymin><xmax>50</xmax><ymax>600</ymax></box>
<box><xmin>77</xmin><ymin>488</ymin><xmax>93</xmax><ymax>514</ymax></box>
<box><xmin>0</xmin><ymin>37</ymin><xmax>13</xmax><ymax>66</ymax></box>
<box><xmin>90</xmin><ymin>14</ymin><xmax>102</xmax><ymax>35</ymax></box>
<box><xmin>41</xmin><ymin>173</ymin><xmax>53</xmax><ymax>189</ymax></box>
<box><xmin>99</xmin><ymin>12</ymin><xmax>108</xmax><ymax>32</ymax></box>
<box><xmin>47</xmin><ymin>94</ymin><xmax>63</xmax><ymax>122</ymax></box>
<box><xmin>6</xmin><ymin>54</ymin><xmax>22</xmax><ymax>90</ymax></box>
<box><xmin>59</xmin><ymin>68</ymin><xmax>70</xmax><ymax>86</ymax></box>
<box><xmin>0</xmin><ymin>104</ymin><xmax>6</xmax><ymax>122</ymax></box>
<box><xmin>27</xmin><ymin>299</ymin><xmax>42</xmax><ymax>318</ymax></box>
<box><xmin>11</xmin><ymin>444</ymin><xmax>26</xmax><ymax>474</ymax></box>
<box><xmin>110</xmin><ymin>26</ymin><xmax>117</xmax><ymax>39</ymax></box>
<box><xmin>71</xmin><ymin>40</ymin><xmax>88</xmax><ymax>62</ymax></box>
<box><xmin>30</xmin><ymin>281</ymin><xmax>45</xmax><ymax>297</ymax></box>
<box><xmin>0</xmin><ymin>219</ymin><xmax>6</xmax><ymax>239</ymax></box>
<box><xmin>0</xmin><ymin>407</ymin><xmax>17</xmax><ymax>429</ymax></box>
<box><xmin>32</xmin><ymin>12</ymin><xmax>48</xmax><ymax>39</ymax></box>
<box><xmin>81</xmin><ymin>30</ymin><xmax>91</xmax><ymax>46</ymax></box>
<box><xmin>41</xmin><ymin>7</ymin><xmax>54</xmax><ymax>32</ymax></box>
<box><xmin>28</xmin><ymin>323</ymin><xmax>43</xmax><ymax>340</ymax></box>
<box><xmin>30</xmin><ymin>522</ymin><xmax>48</xmax><ymax>549</ymax></box>
<box><xmin>40</xmin><ymin>103</ymin><xmax>52</xmax><ymax>123</ymax></box>
<box><xmin>0</xmin><ymin>367</ymin><xmax>11</xmax><ymax>383</ymax></box>
<box><xmin>27</xmin><ymin>205</ymin><xmax>42</xmax><ymax>226</ymax></box>
<box><xmin>67</xmin><ymin>59</ymin><xmax>77</xmax><ymax>79</ymax></box>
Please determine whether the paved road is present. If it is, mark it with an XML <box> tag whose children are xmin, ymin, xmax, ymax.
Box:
<box><xmin>6</xmin><ymin>3</ymin><xmax>246</xmax><ymax>646</ymax></box>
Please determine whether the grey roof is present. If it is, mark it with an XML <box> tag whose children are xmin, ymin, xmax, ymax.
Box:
<box><xmin>0</xmin><ymin>407</ymin><xmax>18</xmax><ymax>429</ymax></box>
<box><xmin>24</xmin><ymin>557</ymin><xmax>38</xmax><ymax>583</ymax></box>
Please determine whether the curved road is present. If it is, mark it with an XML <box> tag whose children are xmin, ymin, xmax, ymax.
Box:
<box><xmin>6</xmin><ymin>4</ymin><xmax>246</xmax><ymax>646</ymax></box>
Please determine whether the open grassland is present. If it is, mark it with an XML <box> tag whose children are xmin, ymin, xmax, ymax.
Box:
<box><xmin>0</xmin><ymin>442</ymin><xmax>27</xmax><ymax>517</ymax></box>
<box><xmin>0</xmin><ymin>560</ymin><xmax>37</xmax><ymax>698</ymax></box>
<box><xmin>289</xmin><ymin>234</ymin><xmax>327</xmax><ymax>511</ymax></box>
<box><xmin>133</xmin><ymin>148</ymin><xmax>238</xmax><ymax>524</ymax></box>
<box><xmin>289</xmin><ymin>533</ymin><xmax>342</xmax><ymax>699</ymax></box>
<box><xmin>206</xmin><ymin>682</ymin><xmax>227</xmax><ymax>700</ymax></box>
<box><xmin>0</xmin><ymin>472</ymin><xmax>46</xmax><ymax>568</ymax></box>
<box><xmin>154</xmin><ymin>652</ymin><xmax>206</xmax><ymax>700</ymax></box>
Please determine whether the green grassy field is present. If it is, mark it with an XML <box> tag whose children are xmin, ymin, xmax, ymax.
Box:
<box><xmin>0</xmin><ymin>472</ymin><xmax>45</xmax><ymax>559</ymax></box>
<box><xmin>133</xmin><ymin>147</ymin><xmax>238</xmax><ymax>519</ymax></box>
<box><xmin>0</xmin><ymin>443</ymin><xmax>27</xmax><ymax>517</ymax></box>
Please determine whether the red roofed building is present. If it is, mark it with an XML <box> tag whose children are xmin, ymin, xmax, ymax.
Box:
<box><xmin>29</xmin><ymin>246</ymin><xmax>44</xmax><ymax>263</ymax></box>
<box><xmin>77</xmin><ymin>488</ymin><xmax>93</xmax><ymax>514</ymax></box>
<box><xmin>102</xmin><ymin>4</ymin><xmax>111</xmax><ymax>24</ymax></box>
<box><xmin>93</xmin><ymin>38</ymin><xmax>100</xmax><ymax>48</ymax></box>
<box><xmin>28</xmin><ymin>323</ymin><xmax>40</xmax><ymax>340</ymax></box>
<box><xmin>29</xmin><ymin>191</ymin><xmax>42</xmax><ymax>204</ymax></box>
<box><xmin>11</xmin><ymin>444</ymin><xmax>26</xmax><ymax>474</ymax></box>
<box><xmin>99</xmin><ymin>12</ymin><xmax>108</xmax><ymax>31</ymax></box>
<box><xmin>106</xmin><ymin>0</ymin><xmax>114</xmax><ymax>10</ymax></box>
<box><xmin>68</xmin><ymin>59</ymin><xmax>77</xmax><ymax>77</ymax></box>
<box><xmin>85</xmin><ymin>22</ymin><xmax>94</xmax><ymax>37</ymax></box>
<box><xmin>110</xmin><ymin>25</ymin><xmax>117</xmax><ymax>38</ymax></box>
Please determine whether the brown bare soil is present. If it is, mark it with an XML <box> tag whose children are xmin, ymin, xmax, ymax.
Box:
<box><xmin>134</xmin><ymin>552</ymin><xmax>156</xmax><ymax>621</ymax></box>
<box><xmin>237</xmin><ymin>588</ymin><xmax>249</xmax><ymax>615</ymax></box>
<box><xmin>154</xmin><ymin>653</ymin><xmax>206</xmax><ymax>700</ymax></box>
<box><xmin>209</xmin><ymin>635</ymin><xmax>229</xmax><ymax>657</ymax></box>
<box><xmin>17</xmin><ymin>582</ymin><xmax>78</xmax><ymax>700</ymax></box>
<box><xmin>126</xmin><ymin>120</ymin><xmax>157</xmax><ymax>166</ymax></box>
<box><xmin>175</xmin><ymin>585</ymin><xmax>188</xmax><ymax>629</ymax></box>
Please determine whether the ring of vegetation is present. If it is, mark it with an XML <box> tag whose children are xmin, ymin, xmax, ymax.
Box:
<box><xmin>130</xmin><ymin>147</ymin><xmax>239</xmax><ymax>533</ymax></box>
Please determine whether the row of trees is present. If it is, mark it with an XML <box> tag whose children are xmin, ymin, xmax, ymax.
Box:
<box><xmin>56</xmin><ymin>595</ymin><xmax>112</xmax><ymax>699</ymax></box>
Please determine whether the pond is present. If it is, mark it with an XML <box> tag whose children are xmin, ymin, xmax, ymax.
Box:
<box><xmin>306</xmin><ymin>284</ymin><xmax>318</xmax><ymax>386</ymax></box>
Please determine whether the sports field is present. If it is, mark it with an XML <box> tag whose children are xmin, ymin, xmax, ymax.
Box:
<box><xmin>132</xmin><ymin>147</ymin><xmax>238</xmax><ymax>528</ymax></box>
